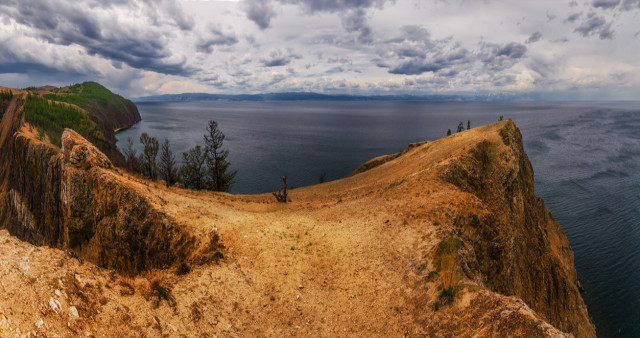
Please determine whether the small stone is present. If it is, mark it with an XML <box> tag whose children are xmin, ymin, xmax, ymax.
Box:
<box><xmin>294</xmin><ymin>325</ymin><xmax>301</xmax><ymax>330</ymax></box>
<box><xmin>49</xmin><ymin>298</ymin><xmax>59</xmax><ymax>312</ymax></box>
<box><xmin>167</xmin><ymin>323</ymin><xmax>177</xmax><ymax>332</ymax></box>
<box><xmin>69</xmin><ymin>306</ymin><xmax>79</xmax><ymax>318</ymax></box>
<box><xmin>55</xmin><ymin>290</ymin><xmax>62</xmax><ymax>297</ymax></box>
<box><xmin>298</xmin><ymin>285</ymin><xmax>304</xmax><ymax>289</ymax></box>
<box><xmin>35</xmin><ymin>318</ymin><xmax>44</xmax><ymax>329</ymax></box>
<box><xmin>500</xmin><ymin>310</ymin><xmax>512</xmax><ymax>318</ymax></box>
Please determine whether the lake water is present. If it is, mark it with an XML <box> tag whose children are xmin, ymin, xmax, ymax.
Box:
<box><xmin>117</xmin><ymin>100</ymin><xmax>640</xmax><ymax>337</ymax></box>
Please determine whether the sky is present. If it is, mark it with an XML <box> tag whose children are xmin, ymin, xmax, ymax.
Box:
<box><xmin>0</xmin><ymin>0</ymin><xmax>639</xmax><ymax>100</ymax></box>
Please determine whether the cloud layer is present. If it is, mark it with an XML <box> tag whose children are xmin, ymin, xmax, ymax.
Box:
<box><xmin>0</xmin><ymin>0</ymin><xmax>638</xmax><ymax>100</ymax></box>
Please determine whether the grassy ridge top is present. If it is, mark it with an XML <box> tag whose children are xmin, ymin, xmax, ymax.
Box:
<box><xmin>23</xmin><ymin>93</ymin><xmax>104</xmax><ymax>147</ymax></box>
<box><xmin>20</xmin><ymin>82</ymin><xmax>139</xmax><ymax>160</ymax></box>
<box><xmin>43</xmin><ymin>81</ymin><xmax>132</xmax><ymax>123</ymax></box>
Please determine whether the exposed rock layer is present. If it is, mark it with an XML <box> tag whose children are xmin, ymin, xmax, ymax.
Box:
<box><xmin>0</xmin><ymin>96</ymin><xmax>201</xmax><ymax>275</ymax></box>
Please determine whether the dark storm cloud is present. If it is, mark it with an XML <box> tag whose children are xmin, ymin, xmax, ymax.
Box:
<box><xmin>261</xmin><ymin>49</ymin><xmax>302</xmax><ymax>67</ymax></box>
<box><xmin>574</xmin><ymin>13</ymin><xmax>615</xmax><ymax>39</ymax></box>
<box><xmin>196</xmin><ymin>26</ymin><xmax>239</xmax><ymax>53</ymax></box>
<box><xmin>244</xmin><ymin>0</ymin><xmax>277</xmax><ymax>29</ymax></box>
<box><xmin>525</xmin><ymin>31</ymin><xmax>543</xmax><ymax>44</ymax></box>
<box><xmin>0</xmin><ymin>0</ymin><xmax>195</xmax><ymax>76</ymax></box>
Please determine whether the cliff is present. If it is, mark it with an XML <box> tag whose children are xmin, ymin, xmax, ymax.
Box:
<box><xmin>0</xmin><ymin>94</ymin><xmax>218</xmax><ymax>276</ymax></box>
<box><xmin>0</xmin><ymin>91</ymin><xmax>593</xmax><ymax>336</ymax></box>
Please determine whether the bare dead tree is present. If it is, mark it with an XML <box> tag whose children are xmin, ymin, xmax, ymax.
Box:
<box><xmin>272</xmin><ymin>176</ymin><xmax>288</xmax><ymax>203</ymax></box>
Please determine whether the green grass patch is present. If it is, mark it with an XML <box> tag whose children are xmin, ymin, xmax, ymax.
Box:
<box><xmin>23</xmin><ymin>93</ymin><xmax>105</xmax><ymax>147</ymax></box>
<box><xmin>44</xmin><ymin>81</ymin><xmax>131</xmax><ymax>120</ymax></box>
<box><xmin>0</xmin><ymin>89</ymin><xmax>13</xmax><ymax>100</ymax></box>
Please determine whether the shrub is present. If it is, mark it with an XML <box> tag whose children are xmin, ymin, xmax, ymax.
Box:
<box><xmin>434</xmin><ymin>237</ymin><xmax>461</xmax><ymax>304</ymax></box>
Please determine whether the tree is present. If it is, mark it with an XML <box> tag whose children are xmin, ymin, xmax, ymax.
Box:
<box><xmin>139</xmin><ymin>132</ymin><xmax>159</xmax><ymax>180</ymax></box>
<box><xmin>203</xmin><ymin>120</ymin><xmax>237</xmax><ymax>192</ymax></box>
<box><xmin>447</xmin><ymin>129</ymin><xmax>452</xmax><ymax>136</ymax></box>
<box><xmin>123</xmin><ymin>136</ymin><xmax>141</xmax><ymax>173</ymax></box>
<box><xmin>159</xmin><ymin>139</ymin><xmax>178</xmax><ymax>187</ymax></box>
<box><xmin>179</xmin><ymin>145</ymin><xmax>207</xmax><ymax>190</ymax></box>
<box><xmin>457</xmin><ymin>121</ymin><xmax>464</xmax><ymax>133</ymax></box>
<box><xmin>467</xmin><ymin>120</ymin><xmax>471</xmax><ymax>130</ymax></box>
<box><xmin>319</xmin><ymin>171</ymin><xmax>327</xmax><ymax>183</ymax></box>
<box><xmin>499</xmin><ymin>115</ymin><xmax>504</xmax><ymax>121</ymax></box>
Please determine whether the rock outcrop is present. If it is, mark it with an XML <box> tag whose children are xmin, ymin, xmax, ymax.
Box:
<box><xmin>440</xmin><ymin>121</ymin><xmax>593</xmax><ymax>336</ymax></box>
<box><xmin>0</xmin><ymin>95</ymin><xmax>207</xmax><ymax>275</ymax></box>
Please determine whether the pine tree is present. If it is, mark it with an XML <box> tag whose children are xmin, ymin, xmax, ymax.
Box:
<box><xmin>123</xmin><ymin>136</ymin><xmax>140</xmax><ymax>173</ymax></box>
<box><xmin>467</xmin><ymin>120</ymin><xmax>471</xmax><ymax>130</ymax></box>
<box><xmin>457</xmin><ymin>121</ymin><xmax>464</xmax><ymax>133</ymax></box>
<box><xmin>447</xmin><ymin>129</ymin><xmax>452</xmax><ymax>136</ymax></box>
<box><xmin>203</xmin><ymin>120</ymin><xmax>237</xmax><ymax>192</ymax></box>
<box><xmin>158</xmin><ymin>139</ymin><xmax>178</xmax><ymax>187</ymax></box>
<box><xmin>139</xmin><ymin>132</ymin><xmax>159</xmax><ymax>180</ymax></box>
<box><xmin>180</xmin><ymin>145</ymin><xmax>207</xmax><ymax>190</ymax></box>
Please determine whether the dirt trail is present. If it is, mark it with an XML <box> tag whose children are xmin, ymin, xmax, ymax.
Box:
<box><xmin>0</xmin><ymin>121</ymin><xmax>589</xmax><ymax>336</ymax></box>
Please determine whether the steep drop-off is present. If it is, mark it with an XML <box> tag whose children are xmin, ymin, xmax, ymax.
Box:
<box><xmin>0</xmin><ymin>89</ymin><xmax>593</xmax><ymax>336</ymax></box>
<box><xmin>0</xmin><ymin>94</ymin><xmax>216</xmax><ymax>275</ymax></box>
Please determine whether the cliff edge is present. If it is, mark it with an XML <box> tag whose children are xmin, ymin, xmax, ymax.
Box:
<box><xmin>0</xmin><ymin>91</ymin><xmax>593</xmax><ymax>336</ymax></box>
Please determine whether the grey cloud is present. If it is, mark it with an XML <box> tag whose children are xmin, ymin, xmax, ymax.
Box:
<box><xmin>197</xmin><ymin>26</ymin><xmax>239</xmax><ymax>53</ymax></box>
<box><xmin>244</xmin><ymin>0</ymin><xmax>277</xmax><ymax>29</ymax></box>
<box><xmin>565</xmin><ymin>12</ymin><xmax>582</xmax><ymax>23</ymax></box>
<box><xmin>261</xmin><ymin>49</ymin><xmax>302</xmax><ymax>67</ymax></box>
<box><xmin>621</xmin><ymin>0</ymin><xmax>640</xmax><ymax>9</ymax></box>
<box><xmin>281</xmin><ymin>0</ymin><xmax>391</xmax><ymax>13</ymax></box>
<box><xmin>569</xmin><ymin>1</ymin><xmax>579</xmax><ymax>7</ymax></box>
<box><xmin>479</xmin><ymin>42</ymin><xmax>528</xmax><ymax>72</ymax></box>
<box><xmin>341</xmin><ymin>8</ymin><xmax>373</xmax><ymax>43</ymax></box>
<box><xmin>591</xmin><ymin>0</ymin><xmax>640</xmax><ymax>10</ymax></box>
<box><xmin>380</xmin><ymin>26</ymin><xmax>472</xmax><ymax>75</ymax></box>
<box><xmin>574</xmin><ymin>14</ymin><xmax>615</xmax><ymax>39</ymax></box>
<box><xmin>525</xmin><ymin>31</ymin><xmax>543</xmax><ymax>44</ymax></box>
<box><xmin>592</xmin><ymin>0</ymin><xmax>620</xmax><ymax>8</ymax></box>
<box><xmin>0</xmin><ymin>0</ymin><xmax>195</xmax><ymax>76</ymax></box>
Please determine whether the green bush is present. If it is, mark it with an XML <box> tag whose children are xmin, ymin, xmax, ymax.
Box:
<box><xmin>438</xmin><ymin>286</ymin><xmax>455</xmax><ymax>303</ymax></box>
<box><xmin>23</xmin><ymin>93</ymin><xmax>105</xmax><ymax>147</ymax></box>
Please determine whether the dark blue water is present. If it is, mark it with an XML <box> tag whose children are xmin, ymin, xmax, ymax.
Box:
<box><xmin>117</xmin><ymin>100</ymin><xmax>640</xmax><ymax>337</ymax></box>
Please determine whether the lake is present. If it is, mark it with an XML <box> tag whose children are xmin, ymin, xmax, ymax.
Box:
<box><xmin>117</xmin><ymin>100</ymin><xmax>640</xmax><ymax>337</ymax></box>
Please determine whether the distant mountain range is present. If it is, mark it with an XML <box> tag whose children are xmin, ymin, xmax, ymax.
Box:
<box><xmin>134</xmin><ymin>92</ymin><xmax>522</xmax><ymax>102</ymax></box>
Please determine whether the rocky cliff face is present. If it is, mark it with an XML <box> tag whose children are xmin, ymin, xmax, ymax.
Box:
<box><xmin>0</xmin><ymin>95</ymin><xmax>210</xmax><ymax>275</ymax></box>
<box><xmin>441</xmin><ymin>121</ymin><xmax>594</xmax><ymax>336</ymax></box>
